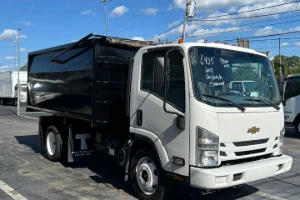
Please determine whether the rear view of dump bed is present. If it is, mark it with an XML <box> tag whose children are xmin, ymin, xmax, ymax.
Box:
<box><xmin>27</xmin><ymin>34</ymin><xmax>154</xmax><ymax>128</ymax></box>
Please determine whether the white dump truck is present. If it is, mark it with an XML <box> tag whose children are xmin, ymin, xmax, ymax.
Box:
<box><xmin>0</xmin><ymin>71</ymin><xmax>27</xmax><ymax>105</ymax></box>
<box><xmin>27</xmin><ymin>34</ymin><xmax>292</xmax><ymax>200</ymax></box>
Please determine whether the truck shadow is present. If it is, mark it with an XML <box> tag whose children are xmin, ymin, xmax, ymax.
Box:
<box><xmin>14</xmin><ymin>135</ymin><xmax>259</xmax><ymax>200</ymax></box>
<box><xmin>63</xmin><ymin>154</ymin><xmax>259</xmax><ymax>200</ymax></box>
<box><xmin>15</xmin><ymin>135</ymin><xmax>44</xmax><ymax>153</ymax></box>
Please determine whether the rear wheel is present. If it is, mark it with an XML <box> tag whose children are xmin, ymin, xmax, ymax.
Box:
<box><xmin>0</xmin><ymin>99</ymin><xmax>5</xmax><ymax>105</ymax></box>
<box><xmin>130</xmin><ymin>148</ymin><xmax>165</xmax><ymax>200</ymax></box>
<box><xmin>45</xmin><ymin>126</ymin><xmax>63</xmax><ymax>162</ymax></box>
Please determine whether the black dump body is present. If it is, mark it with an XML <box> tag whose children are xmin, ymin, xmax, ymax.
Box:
<box><xmin>27</xmin><ymin>33</ymin><xmax>154</xmax><ymax>131</ymax></box>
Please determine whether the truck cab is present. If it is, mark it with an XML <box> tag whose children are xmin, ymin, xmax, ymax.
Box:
<box><xmin>129</xmin><ymin>42</ymin><xmax>292</xmax><ymax>193</ymax></box>
<box><xmin>283</xmin><ymin>74</ymin><xmax>300</xmax><ymax>133</ymax></box>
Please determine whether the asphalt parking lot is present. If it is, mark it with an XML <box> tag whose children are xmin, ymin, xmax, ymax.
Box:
<box><xmin>0</xmin><ymin>105</ymin><xmax>300</xmax><ymax>200</ymax></box>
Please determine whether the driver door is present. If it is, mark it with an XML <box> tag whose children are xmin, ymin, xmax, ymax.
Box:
<box><xmin>131</xmin><ymin>48</ymin><xmax>190</xmax><ymax>176</ymax></box>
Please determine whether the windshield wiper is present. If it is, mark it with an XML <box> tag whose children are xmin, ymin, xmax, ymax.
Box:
<box><xmin>243</xmin><ymin>97</ymin><xmax>280</xmax><ymax>110</ymax></box>
<box><xmin>202</xmin><ymin>94</ymin><xmax>246</xmax><ymax>112</ymax></box>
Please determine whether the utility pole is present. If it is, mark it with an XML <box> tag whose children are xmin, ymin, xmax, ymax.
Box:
<box><xmin>279</xmin><ymin>38</ymin><xmax>282</xmax><ymax>71</ymax></box>
<box><xmin>278</xmin><ymin>37</ymin><xmax>284</xmax><ymax>94</ymax></box>
<box><xmin>100</xmin><ymin>0</ymin><xmax>111</xmax><ymax>36</ymax></box>
<box><xmin>181</xmin><ymin>0</ymin><xmax>196</xmax><ymax>42</ymax></box>
<box><xmin>181</xmin><ymin>0</ymin><xmax>190</xmax><ymax>42</ymax></box>
<box><xmin>17</xmin><ymin>29</ymin><xmax>21</xmax><ymax>116</ymax></box>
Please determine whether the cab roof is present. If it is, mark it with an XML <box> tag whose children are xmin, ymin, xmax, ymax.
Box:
<box><xmin>141</xmin><ymin>42</ymin><xmax>268</xmax><ymax>58</ymax></box>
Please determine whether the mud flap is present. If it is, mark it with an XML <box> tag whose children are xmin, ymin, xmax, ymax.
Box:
<box><xmin>67</xmin><ymin>124</ymin><xmax>95</xmax><ymax>162</ymax></box>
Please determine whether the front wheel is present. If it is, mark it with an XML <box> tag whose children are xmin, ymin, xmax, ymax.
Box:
<box><xmin>294</xmin><ymin>118</ymin><xmax>300</xmax><ymax>134</ymax></box>
<box><xmin>130</xmin><ymin>148</ymin><xmax>165</xmax><ymax>200</ymax></box>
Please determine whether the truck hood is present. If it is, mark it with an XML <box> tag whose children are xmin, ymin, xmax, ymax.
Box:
<box><xmin>217</xmin><ymin>110</ymin><xmax>281</xmax><ymax>143</ymax></box>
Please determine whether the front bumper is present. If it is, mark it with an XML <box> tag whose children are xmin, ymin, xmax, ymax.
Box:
<box><xmin>190</xmin><ymin>155</ymin><xmax>293</xmax><ymax>189</ymax></box>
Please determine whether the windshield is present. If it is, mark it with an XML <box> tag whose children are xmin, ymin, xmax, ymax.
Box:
<box><xmin>189</xmin><ymin>47</ymin><xmax>280</xmax><ymax>107</ymax></box>
<box><xmin>243</xmin><ymin>82</ymin><xmax>256</xmax><ymax>92</ymax></box>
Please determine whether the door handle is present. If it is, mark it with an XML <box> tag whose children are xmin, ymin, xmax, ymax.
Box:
<box><xmin>137</xmin><ymin>110</ymin><xmax>143</xmax><ymax>126</ymax></box>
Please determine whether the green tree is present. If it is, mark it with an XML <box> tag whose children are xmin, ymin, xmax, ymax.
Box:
<box><xmin>158</xmin><ymin>38</ymin><xmax>173</xmax><ymax>44</ymax></box>
<box><xmin>234</xmin><ymin>65</ymin><xmax>259</xmax><ymax>81</ymax></box>
<box><xmin>20</xmin><ymin>63</ymin><xmax>27</xmax><ymax>71</ymax></box>
<box><xmin>273</xmin><ymin>55</ymin><xmax>300</xmax><ymax>76</ymax></box>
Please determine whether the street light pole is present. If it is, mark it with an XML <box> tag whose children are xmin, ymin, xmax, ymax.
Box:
<box><xmin>13</xmin><ymin>46</ymin><xmax>16</xmax><ymax>70</ymax></box>
<box><xmin>100</xmin><ymin>0</ymin><xmax>111</xmax><ymax>36</ymax></box>
<box><xmin>17</xmin><ymin>29</ymin><xmax>21</xmax><ymax>116</ymax></box>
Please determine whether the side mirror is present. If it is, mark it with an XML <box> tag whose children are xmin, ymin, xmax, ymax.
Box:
<box><xmin>163</xmin><ymin>48</ymin><xmax>185</xmax><ymax>130</ymax></box>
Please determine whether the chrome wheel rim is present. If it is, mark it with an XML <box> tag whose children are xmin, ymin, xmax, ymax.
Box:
<box><xmin>136</xmin><ymin>157</ymin><xmax>158</xmax><ymax>195</ymax></box>
<box><xmin>46</xmin><ymin>131</ymin><xmax>56</xmax><ymax>156</ymax></box>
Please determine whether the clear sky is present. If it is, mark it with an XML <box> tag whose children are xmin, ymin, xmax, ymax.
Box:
<box><xmin>0</xmin><ymin>0</ymin><xmax>300</xmax><ymax>71</ymax></box>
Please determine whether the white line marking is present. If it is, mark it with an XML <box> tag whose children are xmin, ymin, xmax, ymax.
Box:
<box><xmin>19</xmin><ymin>115</ymin><xmax>38</xmax><ymax>120</ymax></box>
<box><xmin>256</xmin><ymin>191</ymin><xmax>287</xmax><ymax>200</ymax></box>
<box><xmin>0</xmin><ymin>180</ymin><xmax>27</xmax><ymax>200</ymax></box>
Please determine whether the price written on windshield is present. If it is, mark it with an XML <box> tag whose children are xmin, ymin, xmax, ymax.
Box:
<box><xmin>200</xmin><ymin>54</ymin><xmax>214</xmax><ymax>66</ymax></box>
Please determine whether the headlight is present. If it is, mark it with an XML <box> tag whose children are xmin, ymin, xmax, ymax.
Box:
<box><xmin>196</xmin><ymin>127</ymin><xmax>219</xmax><ymax>167</ymax></box>
<box><xmin>197</xmin><ymin>127</ymin><xmax>219</xmax><ymax>149</ymax></box>
<box><xmin>279</xmin><ymin>127</ymin><xmax>285</xmax><ymax>154</ymax></box>
<box><xmin>274</xmin><ymin>127</ymin><xmax>285</xmax><ymax>156</ymax></box>
<box><xmin>279</xmin><ymin>127</ymin><xmax>285</xmax><ymax>143</ymax></box>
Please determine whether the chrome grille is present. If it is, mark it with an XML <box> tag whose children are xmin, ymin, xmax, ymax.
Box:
<box><xmin>221</xmin><ymin>154</ymin><xmax>272</xmax><ymax>166</ymax></box>
<box><xmin>235</xmin><ymin>148</ymin><xmax>266</xmax><ymax>156</ymax></box>
<box><xmin>233</xmin><ymin>139</ymin><xmax>269</xmax><ymax>147</ymax></box>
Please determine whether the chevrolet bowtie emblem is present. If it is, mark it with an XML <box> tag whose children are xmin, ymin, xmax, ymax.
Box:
<box><xmin>248</xmin><ymin>127</ymin><xmax>260</xmax><ymax>134</ymax></box>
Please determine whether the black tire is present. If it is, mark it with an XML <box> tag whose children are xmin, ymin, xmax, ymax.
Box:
<box><xmin>130</xmin><ymin>148</ymin><xmax>165</xmax><ymax>200</ymax></box>
<box><xmin>45</xmin><ymin>126</ymin><xmax>63</xmax><ymax>162</ymax></box>
<box><xmin>0</xmin><ymin>99</ymin><xmax>5</xmax><ymax>105</ymax></box>
<box><xmin>294</xmin><ymin>118</ymin><xmax>300</xmax><ymax>134</ymax></box>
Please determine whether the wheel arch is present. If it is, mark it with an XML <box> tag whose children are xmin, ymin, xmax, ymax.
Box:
<box><xmin>293</xmin><ymin>113</ymin><xmax>300</xmax><ymax>125</ymax></box>
<box><xmin>124</xmin><ymin>132</ymin><xmax>170</xmax><ymax>181</ymax></box>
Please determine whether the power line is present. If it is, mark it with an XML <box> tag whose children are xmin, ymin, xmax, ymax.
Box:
<box><xmin>188</xmin><ymin>18</ymin><xmax>300</xmax><ymax>38</ymax></box>
<box><xmin>225</xmin><ymin>13</ymin><xmax>300</xmax><ymax>29</ymax></box>
<box><xmin>245</xmin><ymin>37</ymin><xmax>300</xmax><ymax>42</ymax></box>
<box><xmin>149</xmin><ymin>1</ymin><xmax>300</xmax><ymax>42</ymax></box>
<box><xmin>107</xmin><ymin>0</ymin><xmax>162</xmax><ymax>33</ymax></box>
<box><xmin>237</xmin><ymin>31</ymin><xmax>300</xmax><ymax>40</ymax></box>
<box><xmin>219</xmin><ymin>32</ymin><xmax>300</xmax><ymax>42</ymax></box>
<box><xmin>191</xmin><ymin>0</ymin><xmax>300</xmax><ymax>20</ymax></box>
<box><xmin>190</xmin><ymin>8</ymin><xmax>300</xmax><ymax>21</ymax></box>
<box><xmin>120</xmin><ymin>10</ymin><xmax>167</xmax><ymax>33</ymax></box>
<box><xmin>186</xmin><ymin>13</ymin><xmax>300</xmax><ymax>39</ymax></box>
<box><xmin>255</xmin><ymin>44</ymin><xmax>300</xmax><ymax>50</ymax></box>
<box><xmin>148</xmin><ymin>22</ymin><xmax>184</xmax><ymax>40</ymax></box>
